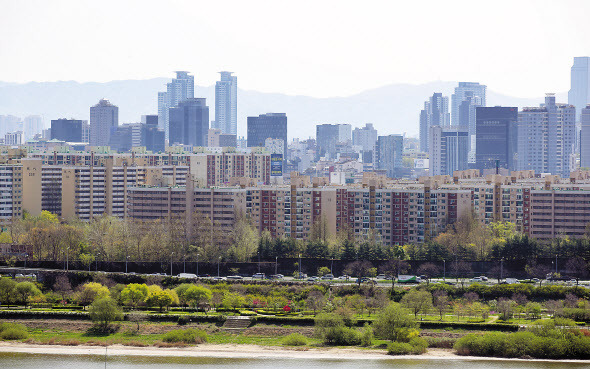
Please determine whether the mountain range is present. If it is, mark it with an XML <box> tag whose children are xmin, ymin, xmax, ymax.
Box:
<box><xmin>0</xmin><ymin>79</ymin><xmax>567</xmax><ymax>139</ymax></box>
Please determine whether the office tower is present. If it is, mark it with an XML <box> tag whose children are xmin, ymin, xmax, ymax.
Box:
<box><xmin>214</xmin><ymin>71</ymin><xmax>237</xmax><ymax>135</ymax></box>
<box><xmin>247</xmin><ymin>113</ymin><xmax>288</xmax><ymax>159</ymax></box>
<box><xmin>429</xmin><ymin>126</ymin><xmax>469</xmax><ymax>176</ymax></box>
<box><xmin>23</xmin><ymin>116</ymin><xmax>43</xmax><ymax>140</ymax></box>
<box><xmin>375</xmin><ymin>134</ymin><xmax>404</xmax><ymax>178</ymax></box>
<box><xmin>109</xmin><ymin>125</ymin><xmax>134</xmax><ymax>152</ymax></box>
<box><xmin>0</xmin><ymin>115</ymin><xmax>22</xmax><ymax>137</ymax></box>
<box><xmin>517</xmin><ymin>94</ymin><xmax>576</xmax><ymax>176</ymax></box>
<box><xmin>352</xmin><ymin>123</ymin><xmax>378</xmax><ymax>152</ymax></box>
<box><xmin>316</xmin><ymin>124</ymin><xmax>352</xmax><ymax>160</ymax></box>
<box><xmin>142</xmin><ymin>115</ymin><xmax>165</xmax><ymax>153</ymax></box>
<box><xmin>569</xmin><ymin>57</ymin><xmax>590</xmax><ymax>121</ymax></box>
<box><xmin>158</xmin><ymin>71</ymin><xmax>195</xmax><ymax>139</ymax></box>
<box><xmin>451</xmin><ymin>82</ymin><xmax>486</xmax><ymax>126</ymax></box>
<box><xmin>579</xmin><ymin>106</ymin><xmax>590</xmax><ymax>168</ymax></box>
<box><xmin>419</xmin><ymin>93</ymin><xmax>450</xmax><ymax>152</ymax></box>
<box><xmin>89</xmin><ymin>99</ymin><xmax>118</xmax><ymax>146</ymax></box>
<box><xmin>168</xmin><ymin>98</ymin><xmax>209</xmax><ymax>147</ymax></box>
<box><xmin>50</xmin><ymin>119</ymin><xmax>88</xmax><ymax>142</ymax></box>
<box><xmin>475</xmin><ymin>107</ymin><xmax>518</xmax><ymax>172</ymax></box>
<box><xmin>219</xmin><ymin>134</ymin><xmax>237</xmax><ymax>147</ymax></box>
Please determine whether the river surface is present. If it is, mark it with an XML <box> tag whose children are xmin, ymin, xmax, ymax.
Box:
<box><xmin>0</xmin><ymin>353</ymin><xmax>589</xmax><ymax>369</ymax></box>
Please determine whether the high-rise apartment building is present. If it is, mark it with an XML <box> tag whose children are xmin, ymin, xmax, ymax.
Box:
<box><xmin>158</xmin><ymin>71</ymin><xmax>195</xmax><ymax>139</ymax></box>
<box><xmin>568</xmin><ymin>57</ymin><xmax>590</xmax><ymax>121</ymax></box>
<box><xmin>451</xmin><ymin>82</ymin><xmax>486</xmax><ymax>126</ymax></box>
<box><xmin>374</xmin><ymin>135</ymin><xmax>403</xmax><ymax>178</ymax></box>
<box><xmin>580</xmin><ymin>106</ymin><xmax>590</xmax><ymax>169</ymax></box>
<box><xmin>168</xmin><ymin>98</ymin><xmax>209</xmax><ymax>147</ymax></box>
<box><xmin>517</xmin><ymin>94</ymin><xmax>576</xmax><ymax>177</ymax></box>
<box><xmin>475</xmin><ymin>107</ymin><xmax>518</xmax><ymax>173</ymax></box>
<box><xmin>419</xmin><ymin>93</ymin><xmax>450</xmax><ymax>152</ymax></box>
<box><xmin>89</xmin><ymin>99</ymin><xmax>118</xmax><ymax>147</ymax></box>
<box><xmin>51</xmin><ymin>119</ymin><xmax>88</xmax><ymax>142</ymax></box>
<box><xmin>23</xmin><ymin>116</ymin><xmax>43</xmax><ymax>140</ymax></box>
<box><xmin>4</xmin><ymin>132</ymin><xmax>23</xmax><ymax>146</ymax></box>
<box><xmin>143</xmin><ymin>115</ymin><xmax>165</xmax><ymax>153</ymax></box>
<box><xmin>352</xmin><ymin>123</ymin><xmax>378</xmax><ymax>152</ymax></box>
<box><xmin>316</xmin><ymin>124</ymin><xmax>351</xmax><ymax>160</ymax></box>
<box><xmin>214</xmin><ymin>71</ymin><xmax>237</xmax><ymax>135</ymax></box>
<box><xmin>247</xmin><ymin>113</ymin><xmax>287</xmax><ymax>159</ymax></box>
<box><xmin>429</xmin><ymin>126</ymin><xmax>469</xmax><ymax>176</ymax></box>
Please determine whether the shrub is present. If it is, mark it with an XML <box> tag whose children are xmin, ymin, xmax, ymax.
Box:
<box><xmin>282</xmin><ymin>333</ymin><xmax>308</xmax><ymax>346</ymax></box>
<box><xmin>360</xmin><ymin>323</ymin><xmax>374</xmax><ymax>347</ymax></box>
<box><xmin>408</xmin><ymin>337</ymin><xmax>428</xmax><ymax>354</ymax></box>
<box><xmin>0</xmin><ymin>323</ymin><xmax>28</xmax><ymax>340</ymax></box>
<box><xmin>162</xmin><ymin>329</ymin><xmax>207</xmax><ymax>344</ymax></box>
<box><xmin>387</xmin><ymin>341</ymin><xmax>413</xmax><ymax>355</ymax></box>
<box><xmin>314</xmin><ymin>313</ymin><xmax>361</xmax><ymax>345</ymax></box>
<box><xmin>373</xmin><ymin>302</ymin><xmax>418</xmax><ymax>342</ymax></box>
<box><xmin>88</xmin><ymin>297</ymin><xmax>123</xmax><ymax>331</ymax></box>
<box><xmin>424</xmin><ymin>336</ymin><xmax>456</xmax><ymax>349</ymax></box>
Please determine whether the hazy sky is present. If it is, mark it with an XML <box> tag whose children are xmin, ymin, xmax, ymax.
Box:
<box><xmin>1</xmin><ymin>0</ymin><xmax>589</xmax><ymax>98</ymax></box>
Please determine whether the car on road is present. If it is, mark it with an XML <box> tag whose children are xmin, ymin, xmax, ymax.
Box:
<box><xmin>226</xmin><ymin>275</ymin><xmax>243</xmax><ymax>280</ymax></box>
<box><xmin>252</xmin><ymin>273</ymin><xmax>265</xmax><ymax>279</ymax></box>
<box><xmin>307</xmin><ymin>276</ymin><xmax>319</xmax><ymax>282</ymax></box>
<box><xmin>321</xmin><ymin>274</ymin><xmax>334</xmax><ymax>280</ymax></box>
<box><xmin>178</xmin><ymin>273</ymin><xmax>198</xmax><ymax>279</ymax></box>
<box><xmin>470</xmin><ymin>277</ymin><xmax>483</xmax><ymax>282</ymax></box>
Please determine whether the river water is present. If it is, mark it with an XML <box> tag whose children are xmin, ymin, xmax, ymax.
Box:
<box><xmin>0</xmin><ymin>353</ymin><xmax>589</xmax><ymax>369</ymax></box>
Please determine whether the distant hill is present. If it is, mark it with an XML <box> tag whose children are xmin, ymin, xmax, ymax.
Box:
<box><xmin>0</xmin><ymin>79</ymin><xmax>567</xmax><ymax>139</ymax></box>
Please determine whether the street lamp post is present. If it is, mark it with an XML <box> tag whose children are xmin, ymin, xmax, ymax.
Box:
<box><xmin>275</xmin><ymin>256</ymin><xmax>278</xmax><ymax>275</ymax></box>
<box><xmin>298</xmin><ymin>254</ymin><xmax>302</xmax><ymax>279</ymax></box>
<box><xmin>196</xmin><ymin>254</ymin><xmax>200</xmax><ymax>277</ymax></box>
<box><xmin>330</xmin><ymin>258</ymin><xmax>334</xmax><ymax>274</ymax></box>
<box><xmin>24</xmin><ymin>253</ymin><xmax>28</xmax><ymax>270</ymax></box>
<box><xmin>555</xmin><ymin>254</ymin><xmax>558</xmax><ymax>275</ymax></box>
<box><xmin>126</xmin><ymin>256</ymin><xmax>130</xmax><ymax>274</ymax></box>
<box><xmin>218</xmin><ymin>256</ymin><xmax>221</xmax><ymax>277</ymax></box>
<box><xmin>257</xmin><ymin>252</ymin><xmax>261</xmax><ymax>273</ymax></box>
<box><xmin>170</xmin><ymin>252</ymin><xmax>175</xmax><ymax>276</ymax></box>
<box><xmin>443</xmin><ymin>259</ymin><xmax>446</xmax><ymax>281</ymax></box>
<box><xmin>500</xmin><ymin>258</ymin><xmax>504</xmax><ymax>280</ymax></box>
<box><xmin>96</xmin><ymin>252</ymin><xmax>100</xmax><ymax>272</ymax></box>
<box><xmin>183</xmin><ymin>254</ymin><xmax>186</xmax><ymax>274</ymax></box>
<box><xmin>66</xmin><ymin>247</ymin><xmax>69</xmax><ymax>271</ymax></box>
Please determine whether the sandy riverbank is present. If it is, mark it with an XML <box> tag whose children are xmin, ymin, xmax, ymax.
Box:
<box><xmin>0</xmin><ymin>342</ymin><xmax>589</xmax><ymax>363</ymax></box>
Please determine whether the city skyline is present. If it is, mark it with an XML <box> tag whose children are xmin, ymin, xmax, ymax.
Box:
<box><xmin>1</xmin><ymin>1</ymin><xmax>590</xmax><ymax>99</ymax></box>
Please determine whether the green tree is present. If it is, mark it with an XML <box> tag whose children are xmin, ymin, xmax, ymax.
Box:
<box><xmin>317</xmin><ymin>266</ymin><xmax>331</xmax><ymax>277</ymax></box>
<box><xmin>76</xmin><ymin>282</ymin><xmax>109</xmax><ymax>309</ymax></box>
<box><xmin>88</xmin><ymin>297</ymin><xmax>123</xmax><ymax>331</ymax></box>
<box><xmin>401</xmin><ymin>289</ymin><xmax>433</xmax><ymax>318</ymax></box>
<box><xmin>145</xmin><ymin>285</ymin><xmax>175</xmax><ymax>312</ymax></box>
<box><xmin>184</xmin><ymin>285</ymin><xmax>212</xmax><ymax>311</ymax></box>
<box><xmin>0</xmin><ymin>278</ymin><xmax>17</xmax><ymax>307</ymax></box>
<box><xmin>15</xmin><ymin>281</ymin><xmax>41</xmax><ymax>308</ymax></box>
<box><xmin>222</xmin><ymin>291</ymin><xmax>245</xmax><ymax>312</ymax></box>
<box><xmin>372</xmin><ymin>302</ymin><xmax>418</xmax><ymax>342</ymax></box>
<box><xmin>120</xmin><ymin>283</ymin><xmax>149</xmax><ymax>308</ymax></box>
<box><xmin>228</xmin><ymin>217</ymin><xmax>259</xmax><ymax>262</ymax></box>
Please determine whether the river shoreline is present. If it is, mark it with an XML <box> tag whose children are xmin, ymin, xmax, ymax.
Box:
<box><xmin>0</xmin><ymin>342</ymin><xmax>589</xmax><ymax>363</ymax></box>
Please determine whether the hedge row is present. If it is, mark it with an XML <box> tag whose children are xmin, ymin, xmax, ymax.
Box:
<box><xmin>418</xmin><ymin>320</ymin><xmax>519</xmax><ymax>332</ymax></box>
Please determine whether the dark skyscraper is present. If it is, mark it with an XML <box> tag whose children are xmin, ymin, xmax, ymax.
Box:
<box><xmin>247</xmin><ymin>113</ymin><xmax>287</xmax><ymax>158</ymax></box>
<box><xmin>475</xmin><ymin>106</ymin><xmax>518</xmax><ymax>173</ymax></box>
<box><xmin>143</xmin><ymin>115</ymin><xmax>165</xmax><ymax>153</ymax></box>
<box><xmin>50</xmin><ymin>118</ymin><xmax>87</xmax><ymax>142</ymax></box>
<box><xmin>168</xmin><ymin>98</ymin><xmax>209</xmax><ymax>147</ymax></box>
